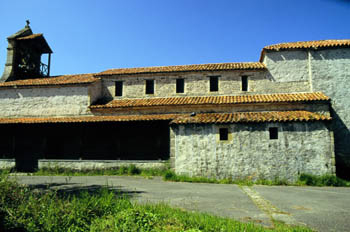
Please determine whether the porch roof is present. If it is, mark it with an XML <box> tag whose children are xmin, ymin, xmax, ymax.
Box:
<box><xmin>0</xmin><ymin>111</ymin><xmax>331</xmax><ymax>125</ymax></box>
<box><xmin>171</xmin><ymin>111</ymin><xmax>331</xmax><ymax>124</ymax></box>
<box><xmin>90</xmin><ymin>92</ymin><xmax>330</xmax><ymax>110</ymax></box>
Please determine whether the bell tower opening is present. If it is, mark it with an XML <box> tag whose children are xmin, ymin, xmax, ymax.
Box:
<box><xmin>0</xmin><ymin>20</ymin><xmax>53</xmax><ymax>82</ymax></box>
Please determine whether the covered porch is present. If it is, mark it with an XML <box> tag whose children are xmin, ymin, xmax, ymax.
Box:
<box><xmin>0</xmin><ymin>118</ymin><xmax>171</xmax><ymax>172</ymax></box>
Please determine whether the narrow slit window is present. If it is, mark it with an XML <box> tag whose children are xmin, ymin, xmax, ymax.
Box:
<box><xmin>176</xmin><ymin>78</ymin><xmax>184</xmax><ymax>93</ymax></box>
<box><xmin>242</xmin><ymin>76</ymin><xmax>248</xmax><ymax>91</ymax></box>
<box><xmin>219</xmin><ymin>128</ymin><xmax>229</xmax><ymax>141</ymax></box>
<box><xmin>146</xmin><ymin>80</ymin><xmax>154</xmax><ymax>94</ymax></box>
<box><xmin>115</xmin><ymin>81</ymin><xmax>123</xmax><ymax>96</ymax></box>
<box><xmin>269</xmin><ymin>127</ymin><xmax>278</xmax><ymax>140</ymax></box>
<box><xmin>210</xmin><ymin>76</ymin><xmax>219</xmax><ymax>92</ymax></box>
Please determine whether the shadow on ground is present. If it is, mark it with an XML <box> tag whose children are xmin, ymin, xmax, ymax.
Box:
<box><xmin>26</xmin><ymin>182</ymin><xmax>145</xmax><ymax>199</ymax></box>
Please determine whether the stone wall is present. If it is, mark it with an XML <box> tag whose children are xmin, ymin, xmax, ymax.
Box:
<box><xmin>263</xmin><ymin>50</ymin><xmax>309</xmax><ymax>82</ymax></box>
<box><xmin>88</xmin><ymin>81</ymin><xmax>102</xmax><ymax>105</ymax></box>
<box><xmin>309</xmin><ymin>48</ymin><xmax>350</xmax><ymax>178</ymax></box>
<box><xmin>38</xmin><ymin>159</ymin><xmax>167</xmax><ymax>170</ymax></box>
<box><xmin>0</xmin><ymin>85</ymin><xmax>93</xmax><ymax>117</ymax></box>
<box><xmin>172</xmin><ymin>122</ymin><xmax>334</xmax><ymax>182</ymax></box>
<box><xmin>0</xmin><ymin>159</ymin><xmax>15</xmax><ymax>169</ymax></box>
<box><xmin>100</xmin><ymin>69</ymin><xmax>310</xmax><ymax>100</ymax></box>
<box><xmin>0</xmin><ymin>159</ymin><xmax>167</xmax><ymax>170</ymax></box>
<box><xmin>263</xmin><ymin>47</ymin><xmax>350</xmax><ymax>178</ymax></box>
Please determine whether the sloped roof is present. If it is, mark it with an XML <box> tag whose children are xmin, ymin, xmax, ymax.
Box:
<box><xmin>0</xmin><ymin>111</ymin><xmax>330</xmax><ymax>125</ymax></box>
<box><xmin>0</xmin><ymin>114</ymin><xmax>178</xmax><ymax>124</ymax></box>
<box><xmin>260</xmin><ymin>39</ymin><xmax>350</xmax><ymax>62</ymax></box>
<box><xmin>171</xmin><ymin>111</ymin><xmax>331</xmax><ymax>124</ymax></box>
<box><xmin>7</xmin><ymin>26</ymin><xmax>33</xmax><ymax>40</ymax></box>
<box><xmin>16</xmin><ymin>33</ymin><xmax>53</xmax><ymax>54</ymax></box>
<box><xmin>16</xmin><ymin>33</ymin><xmax>44</xmax><ymax>40</ymax></box>
<box><xmin>0</xmin><ymin>74</ymin><xmax>99</xmax><ymax>88</ymax></box>
<box><xmin>90</xmin><ymin>92</ymin><xmax>330</xmax><ymax>109</ymax></box>
<box><xmin>263</xmin><ymin>39</ymin><xmax>350</xmax><ymax>51</ymax></box>
<box><xmin>98</xmin><ymin>62</ymin><xmax>266</xmax><ymax>76</ymax></box>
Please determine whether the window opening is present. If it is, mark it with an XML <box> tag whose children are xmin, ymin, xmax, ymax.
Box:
<box><xmin>210</xmin><ymin>76</ymin><xmax>219</xmax><ymax>92</ymax></box>
<box><xmin>219</xmin><ymin>128</ymin><xmax>229</xmax><ymax>141</ymax></box>
<box><xmin>176</xmin><ymin>78</ymin><xmax>184</xmax><ymax>93</ymax></box>
<box><xmin>269</xmin><ymin>127</ymin><xmax>278</xmax><ymax>140</ymax></box>
<box><xmin>115</xmin><ymin>81</ymin><xmax>123</xmax><ymax>96</ymax></box>
<box><xmin>146</xmin><ymin>80</ymin><xmax>154</xmax><ymax>94</ymax></box>
<box><xmin>242</xmin><ymin>76</ymin><xmax>248</xmax><ymax>91</ymax></box>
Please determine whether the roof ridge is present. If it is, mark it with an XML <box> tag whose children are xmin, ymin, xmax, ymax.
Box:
<box><xmin>263</xmin><ymin>39</ymin><xmax>350</xmax><ymax>50</ymax></box>
<box><xmin>98</xmin><ymin>62</ymin><xmax>266</xmax><ymax>76</ymax></box>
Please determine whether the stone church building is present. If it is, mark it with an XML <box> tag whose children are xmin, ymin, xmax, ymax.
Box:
<box><xmin>0</xmin><ymin>24</ymin><xmax>349</xmax><ymax>181</ymax></box>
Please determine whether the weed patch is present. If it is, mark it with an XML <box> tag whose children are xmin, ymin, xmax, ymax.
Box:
<box><xmin>12</xmin><ymin>166</ymin><xmax>350</xmax><ymax>187</ymax></box>
<box><xmin>0</xmin><ymin>174</ymin><xmax>311</xmax><ymax>232</ymax></box>
<box><xmin>33</xmin><ymin>165</ymin><xmax>169</xmax><ymax>178</ymax></box>
<box><xmin>297</xmin><ymin>173</ymin><xmax>350</xmax><ymax>187</ymax></box>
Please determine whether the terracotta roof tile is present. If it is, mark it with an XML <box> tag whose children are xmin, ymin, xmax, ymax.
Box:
<box><xmin>98</xmin><ymin>62</ymin><xmax>266</xmax><ymax>76</ymax></box>
<box><xmin>0</xmin><ymin>111</ymin><xmax>331</xmax><ymax>125</ymax></box>
<box><xmin>0</xmin><ymin>114</ymin><xmax>179</xmax><ymax>124</ymax></box>
<box><xmin>171</xmin><ymin>111</ymin><xmax>331</xmax><ymax>124</ymax></box>
<box><xmin>90</xmin><ymin>92</ymin><xmax>330</xmax><ymax>109</ymax></box>
<box><xmin>264</xmin><ymin>39</ymin><xmax>350</xmax><ymax>51</ymax></box>
<box><xmin>0</xmin><ymin>74</ymin><xmax>99</xmax><ymax>88</ymax></box>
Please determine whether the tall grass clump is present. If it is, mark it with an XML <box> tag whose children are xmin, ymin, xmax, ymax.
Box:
<box><xmin>298</xmin><ymin>173</ymin><xmax>350</xmax><ymax>187</ymax></box>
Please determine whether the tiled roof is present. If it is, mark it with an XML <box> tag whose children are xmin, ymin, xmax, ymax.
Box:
<box><xmin>171</xmin><ymin>111</ymin><xmax>331</xmax><ymax>124</ymax></box>
<box><xmin>16</xmin><ymin>33</ymin><xmax>44</xmax><ymax>40</ymax></box>
<box><xmin>98</xmin><ymin>62</ymin><xmax>266</xmax><ymax>76</ymax></box>
<box><xmin>263</xmin><ymin>39</ymin><xmax>350</xmax><ymax>51</ymax></box>
<box><xmin>0</xmin><ymin>114</ymin><xmax>179</xmax><ymax>124</ymax></box>
<box><xmin>0</xmin><ymin>74</ymin><xmax>99</xmax><ymax>88</ymax></box>
<box><xmin>0</xmin><ymin>111</ymin><xmax>331</xmax><ymax>125</ymax></box>
<box><xmin>90</xmin><ymin>92</ymin><xmax>330</xmax><ymax>109</ymax></box>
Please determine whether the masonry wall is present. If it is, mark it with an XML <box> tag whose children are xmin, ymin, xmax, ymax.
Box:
<box><xmin>263</xmin><ymin>47</ymin><xmax>350</xmax><ymax>179</ymax></box>
<box><xmin>100</xmin><ymin>70</ymin><xmax>310</xmax><ymax>100</ymax></box>
<box><xmin>309</xmin><ymin>48</ymin><xmax>350</xmax><ymax>178</ymax></box>
<box><xmin>263</xmin><ymin>50</ymin><xmax>310</xmax><ymax>82</ymax></box>
<box><xmin>172</xmin><ymin>122</ymin><xmax>335</xmax><ymax>182</ymax></box>
<box><xmin>0</xmin><ymin>85</ymin><xmax>93</xmax><ymax>117</ymax></box>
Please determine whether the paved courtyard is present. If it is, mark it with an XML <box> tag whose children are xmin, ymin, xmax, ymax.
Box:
<box><xmin>13</xmin><ymin>175</ymin><xmax>350</xmax><ymax>232</ymax></box>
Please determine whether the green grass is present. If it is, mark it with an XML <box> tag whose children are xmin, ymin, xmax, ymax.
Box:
<box><xmin>296</xmin><ymin>173</ymin><xmax>350</xmax><ymax>187</ymax></box>
<box><xmin>163</xmin><ymin>170</ymin><xmax>350</xmax><ymax>187</ymax></box>
<box><xmin>163</xmin><ymin>170</ymin><xmax>297</xmax><ymax>186</ymax></box>
<box><xmin>32</xmin><ymin>164</ymin><xmax>169</xmax><ymax>177</ymax></box>
<box><xmin>0</xmin><ymin>173</ymin><xmax>312</xmax><ymax>232</ymax></box>
<box><xmin>7</xmin><ymin>165</ymin><xmax>350</xmax><ymax>187</ymax></box>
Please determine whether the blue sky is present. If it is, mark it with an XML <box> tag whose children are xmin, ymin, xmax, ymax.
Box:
<box><xmin>0</xmin><ymin>0</ymin><xmax>349</xmax><ymax>76</ymax></box>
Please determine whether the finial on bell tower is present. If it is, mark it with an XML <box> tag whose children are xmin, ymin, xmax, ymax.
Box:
<box><xmin>25</xmin><ymin>20</ymin><xmax>30</xmax><ymax>28</ymax></box>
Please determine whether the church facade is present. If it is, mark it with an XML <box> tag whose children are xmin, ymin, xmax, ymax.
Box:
<box><xmin>0</xmin><ymin>24</ymin><xmax>349</xmax><ymax>181</ymax></box>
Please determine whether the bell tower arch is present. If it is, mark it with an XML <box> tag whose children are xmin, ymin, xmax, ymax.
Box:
<box><xmin>0</xmin><ymin>21</ymin><xmax>53</xmax><ymax>82</ymax></box>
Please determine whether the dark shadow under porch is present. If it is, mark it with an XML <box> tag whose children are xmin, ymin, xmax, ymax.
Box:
<box><xmin>0</xmin><ymin>121</ymin><xmax>170</xmax><ymax>172</ymax></box>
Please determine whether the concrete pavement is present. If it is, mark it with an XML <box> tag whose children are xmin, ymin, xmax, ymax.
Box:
<box><xmin>13</xmin><ymin>175</ymin><xmax>350</xmax><ymax>232</ymax></box>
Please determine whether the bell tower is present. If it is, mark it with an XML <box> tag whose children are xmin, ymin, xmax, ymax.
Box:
<box><xmin>0</xmin><ymin>21</ymin><xmax>53</xmax><ymax>82</ymax></box>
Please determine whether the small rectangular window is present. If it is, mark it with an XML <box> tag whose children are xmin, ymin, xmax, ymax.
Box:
<box><xmin>146</xmin><ymin>80</ymin><xmax>154</xmax><ymax>94</ymax></box>
<box><xmin>115</xmin><ymin>81</ymin><xmax>123</xmax><ymax>96</ymax></box>
<box><xmin>242</xmin><ymin>76</ymin><xmax>248</xmax><ymax>91</ymax></box>
<box><xmin>210</xmin><ymin>76</ymin><xmax>219</xmax><ymax>92</ymax></box>
<box><xmin>219</xmin><ymin>128</ymin><xmax>228</xmax><ymax>141</ymax></box>
<box><xmin>176</xmin><ymin>78</ymin><xmax>184</xmax><ymax>93</ymax></box>
<box><xmin>269</xmin><ymin>127</ymin><xmax>278</xmax><ymax>140</ymax></box>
